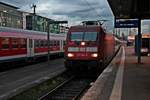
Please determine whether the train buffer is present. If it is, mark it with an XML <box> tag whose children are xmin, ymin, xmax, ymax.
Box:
<box><xmin>82</xmin><ymin>46</ymin><xmax>150</xmax><ymax>100</ymax></box>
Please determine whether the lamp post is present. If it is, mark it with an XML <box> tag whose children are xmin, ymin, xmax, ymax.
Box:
<box><xmin>47</xmin><ymin>21</ymin><xmax>50</xmax><ymax>61</ymax></box>
<box><xmin>47</xmin><ymin>20</ymin><xmax>68</xmax><ymax>61</ymax></box>
<box><xmin>137</xmin><ymin>18</ymin><xmax>141</xmax><ymax>64</ymax></box>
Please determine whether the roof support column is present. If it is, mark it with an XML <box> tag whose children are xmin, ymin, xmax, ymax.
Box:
<box><xmin>137</xmin><ymin>18</ymin><xmax>141</xmax><ymax>63</ymax></box>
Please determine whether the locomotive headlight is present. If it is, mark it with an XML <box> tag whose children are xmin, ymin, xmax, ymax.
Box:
<box><xmin>91</xmin><ymin>53</ymin><xmax>98</xmax><ymax>57</ymax></box>
<box><xmin>67</xmin><ymin>53</ymin><xmax>74</xmax><ymax>57</ymax></box>
<box><xmin>81</xmin><ymin>42</ymin><xmax>85</xmax><ymax>46</ymax></box>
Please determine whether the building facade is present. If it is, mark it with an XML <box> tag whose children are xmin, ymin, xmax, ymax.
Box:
<box><xmin>0</xmin><ymin>2</ymin><xmax>68</xmax><ymax>33</ymax></box>
<box><xmin>0</xmin><ymin>2</ymin><xmax>23</xmax><ymax>28</ymax></box>
<box><xmin>26</xmin><ymin>14</ymin><xmax>69</xmax><ymax>33</ymax></box>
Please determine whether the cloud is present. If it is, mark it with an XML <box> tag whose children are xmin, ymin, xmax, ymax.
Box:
<box><xmin>1</xmin><ymin>0</ymin><xmax>114</xmax><ymax>32</ymax></box>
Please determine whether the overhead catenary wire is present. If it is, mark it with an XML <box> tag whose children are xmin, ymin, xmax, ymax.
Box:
<box><xmin>82</xmin><ymin>0</ymin><xmax>103</xmax><ymax>20</ymax></box>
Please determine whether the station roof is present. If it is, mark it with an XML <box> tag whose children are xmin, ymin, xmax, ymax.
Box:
<box><xmin>107</xmin><ymin>0</ymin><xmax>150</xmax><ymax>19</ymax></box>
<box><xmin>0</xmin><ymin>1</ymin><xmax>19</xmax><ymax>9</ymax></box>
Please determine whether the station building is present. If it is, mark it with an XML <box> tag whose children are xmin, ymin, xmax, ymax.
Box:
<box><xmin>0</xmin><ymin>2</ymin><xmax>69</xmax><ymax>33</ymax></box>
<box><xmin>25</xmin><ymin>14</ymin><xmax>69</xmax><ymax>34</ymax></box>
<box><xmin>0</xmin><ymin>2</ymin><xmax>23</xmax><ymax>29</ymax></box>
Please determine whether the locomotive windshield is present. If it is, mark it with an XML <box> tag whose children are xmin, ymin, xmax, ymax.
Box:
<box><xmin>70</xmin><ymin>32</ymin><xmax>97</xmax><ymax>41</ymax></box>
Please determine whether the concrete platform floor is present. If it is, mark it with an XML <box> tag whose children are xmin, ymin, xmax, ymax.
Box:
<box><xmin>82</xmin><ymin>46</ymin><xmax>150</xmax><ymax>100</ymax></box>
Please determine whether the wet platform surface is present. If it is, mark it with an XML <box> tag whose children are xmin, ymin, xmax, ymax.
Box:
<box><xmin>82</xmin><ymin>46</ymin><xmax>150</xmax><ymax>100</ymax></box>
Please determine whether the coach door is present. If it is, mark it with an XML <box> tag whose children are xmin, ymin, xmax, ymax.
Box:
<box><xmin>27</xmin><ymin>39</ymin><xmax>34</xmax><ymax>57</ymax></box>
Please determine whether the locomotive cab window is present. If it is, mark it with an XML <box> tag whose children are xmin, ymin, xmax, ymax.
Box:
<box><xmin>84</xmin><ymin>32</ymin><xmax>97</xmax><ymax>41</ymax></box>
<box><xmin>70</xmin><ymin>32</ymin><xmax>83</xmax><ymax>41</ymax></box>
<box><xmin>70</xmin><ymin>32</ymin><xmax>97</xmax><ymax>41</ymax></box>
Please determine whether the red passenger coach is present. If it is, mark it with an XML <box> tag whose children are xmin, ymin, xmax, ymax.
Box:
<box><xmin>64</xmin><ymin>21</ymin><xmax>115</xmax><ymax>72</ymax></box>
<box><xmin>0</xmin><ymin>27</ymin><xmax>66</xmax><ymax>64</ymax></box>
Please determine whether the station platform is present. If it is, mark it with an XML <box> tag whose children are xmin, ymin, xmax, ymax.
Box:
<box><xmin>82</xmin><ymin>46</ymin><xmax>150</xmax><ymax>100</ymax></box>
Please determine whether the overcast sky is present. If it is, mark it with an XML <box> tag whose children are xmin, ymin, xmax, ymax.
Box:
<box><xmin>1</xmin><ymin>0</ymin><xmax>114</xmax><ymax>32</ymax></box>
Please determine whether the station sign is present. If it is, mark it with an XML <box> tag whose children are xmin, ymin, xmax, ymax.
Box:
<box><xmin>115</xmin><ymin>19</ymin><xmax>138</xmax><ymax>28</ymax></box>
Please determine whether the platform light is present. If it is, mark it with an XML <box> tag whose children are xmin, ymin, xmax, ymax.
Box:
<box><xmin>141</xmin><ymin>48</ymin><xmax>148</xmax><ymax>52</ymax></box>
<box><xmin>81</xmin><ymin>42</ymin><xmax>85</xmax><ymax>46</ymax></box>
<box><xmin>67</xmin><ymin>53</ymin><xmax>74</xmax><ymax>57</ymax></box>
<box><xmin>91</xmin><ymin>53</ymin><xmax>98</xmax><ymax>57</ymax></box>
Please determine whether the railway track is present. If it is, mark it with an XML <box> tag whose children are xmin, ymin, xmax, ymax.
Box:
<box><xmin>38</xmin><ymin>76</ymin><xmax>95</xmax><ymax>100</ymax></box>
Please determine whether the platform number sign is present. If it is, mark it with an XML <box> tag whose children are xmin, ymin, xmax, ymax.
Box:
<box><xmin>115</xmin><ymin>19</ymin><xmax>138</xmax><ymax>28</ymax></box>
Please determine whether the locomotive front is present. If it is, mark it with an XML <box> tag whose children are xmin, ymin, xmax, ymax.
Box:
<box><xmin>64</xmin><ymin>25</ymin><xmax>103</xmax><ymax>71</ymax></box>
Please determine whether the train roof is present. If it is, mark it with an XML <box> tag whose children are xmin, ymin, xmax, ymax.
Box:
<box><xmin>0</xmin><ymin>27</ymin><xmax>66</xmax><ymax>40</ymax></box>
<box><xmin>69</xmin><ymin>25</ymin><xmax>103</xmax><ymax>32</ymax></box>
<box><xmin>70</xmin><ymin>25</ymin><xmax>102</xmax><ymax>28</ymax></box>
<box><xmin>0</xmin><ymin>27</ymin><xmax>66</xmax><ymax>36</ymax></box>
<box><xmin>0</xmin><ymin>27</ymin><xmax>47</xmax><ymax>35</ymax></box>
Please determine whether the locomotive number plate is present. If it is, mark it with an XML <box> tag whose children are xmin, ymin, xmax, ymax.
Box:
<box><xmin>79</xmin><ymin>47</ymin><xmax>86</xmax><ymax>52</ymax></box>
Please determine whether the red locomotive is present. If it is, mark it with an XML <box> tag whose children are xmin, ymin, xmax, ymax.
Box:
<box><xmin>0</xmin><ymin>27</ymin><xmax>66</xmax><ymax>64</ymax></box>
<box><xmin>64</xmin><ymin>21</ymin><xmax>116</xmax><ymax>72</ymax></box>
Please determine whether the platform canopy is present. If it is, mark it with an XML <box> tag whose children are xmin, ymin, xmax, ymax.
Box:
<box><xmin>107</xmin><ymin>0</ymin><xmax>150</xmax><ymax>19</ymax></box>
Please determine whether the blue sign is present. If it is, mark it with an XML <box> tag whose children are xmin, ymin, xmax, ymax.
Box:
<box><xmin>115</xmin><ymin>19</ymin><xmax>138</xmax><ymax>28</ymax></box>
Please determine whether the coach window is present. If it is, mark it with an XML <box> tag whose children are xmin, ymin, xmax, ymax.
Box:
<box><xmin>50</xmin><ymin>40</ymin><xmax>53</xmax><ymax>46</ymax></box>
<box><xmin>44</xmin><ymin>40</ymin><xmax>48</xmax><ymax>47</ymax></box>
<box><xmin>35</xmin><ymin>40</ymin><xmax>39</xmax><ymax>48</ymax></box>
<box><xmin>1</xmin><ymin>37</ymin><xmax>9</xmax><ymax>49</ymax></box>
<box><xmin>55</xmin><ymin>41</ymin><xmax>57</xmax><ymax>46</ymax></box>
<box><xmin>53</xmin><ymin>40</ymin><xmax>56</xmax><ymax>46</ymax></box>
<box><xmin>20</xmin><ymin>38</ymin><xmax>27</xmax><ymax>48</ymax></box>
<box><xmin>0</xmin><ymin>39</ymin><xmax>1</xmax><ymax>50</ymax></box>
<box><xmin>57</xmin><ymin>41</ymin><xmax>60</xmax><ymax>46</ymax></box>
<box><xmin>40</xmin><ymin>40</ymin><xmax>44</xmax><ymax>47</ymax></box>
<box><xmin>54</xmin><ymin>40</ymin><xmax>57</xmax><ymax>46</ymax></box>
<box><xmin>12</xmin><ymin>38</ymin><xmax>18</xmax><ymax>48</ymax></box>
<box><xmin>37</xmin><ymin>40</ymin><xmax>40</xmax><ymax>47</ymax></box>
